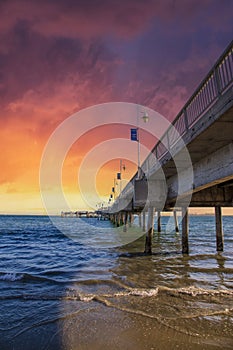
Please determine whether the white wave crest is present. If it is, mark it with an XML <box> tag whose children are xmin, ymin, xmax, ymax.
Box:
<box><xmin>0</xmin><ymin>273</ymin><xmax>23</xmax><ymax>281</ymax></box>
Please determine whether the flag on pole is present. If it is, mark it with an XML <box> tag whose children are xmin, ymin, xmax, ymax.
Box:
<box><xmin>117</xmin><ymin>172</ymin><xmax>121</xmax><ymax>180</ymax></box>
<box><xmin>130</xmin><ymin>128</ymin><xmax>138</xmax><ymax>141</ymax></box>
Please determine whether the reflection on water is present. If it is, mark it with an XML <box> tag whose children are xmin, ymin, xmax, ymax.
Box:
<box><xmin>0</xmin><ymin>215</ymin><xmax>233</xmax><ymax>349</ymax></box>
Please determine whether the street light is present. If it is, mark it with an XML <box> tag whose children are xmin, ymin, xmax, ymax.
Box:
<box><xmin>137</xmin><ymin>109</ymin><xmax>149</xmax><ymax>179</ymax></box>
<box><xmin>117</xmin><ymin>159</ymin><xmax>126</xmax><ymax>193</ymax></box>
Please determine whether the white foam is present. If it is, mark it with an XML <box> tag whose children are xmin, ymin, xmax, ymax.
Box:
<box><xmin>129</xmin><ymin>288</ymin><xmax>159</xmax><ymax>297</ymax></box>
<box><xmin>0</xmin><ymin>273</ymin><xmax>23</xmax><ymax>281</ymax></box>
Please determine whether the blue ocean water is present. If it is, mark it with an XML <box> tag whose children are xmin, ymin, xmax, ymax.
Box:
<box><xmin>0</xmin><ymin>215</ymin><xmax>232</xmax><ymax>350</ymax></box>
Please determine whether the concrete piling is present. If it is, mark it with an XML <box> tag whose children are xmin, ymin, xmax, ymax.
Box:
<box><xmin>157</xmin><ymin>210</ymin><xmax>161</xmax><ymax>232</ymax></box>
<box><xmin>144</xmin><ymin>207</ymin><xmax>155</xmax><ymax>254</ymax></box>
<box><xmin>174</xmin><ymin>210</ymin><xmax>179</xmax><ymax>233</ymax></box>
<box><xmin>138</xmin><ymin>213</ymin><xmax>142</xmax><ymax>228</ymax></box>
<box><xmin>182</xmin><ymin>207</ymin><xmax>189</xmax><ymax>254</ymax></box>
<box><xmin>215</xmin><ymin>206</ymin><xmax>224</xmax><ymax>251</ymax></box>
<box><xmin>142</xmin><ymin>211</ymin><xmax>146</xmax><ymax>232</ymax></box>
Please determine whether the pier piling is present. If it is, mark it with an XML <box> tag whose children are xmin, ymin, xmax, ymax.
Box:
<box><xmin>145</xmin><ymin>207</ymin><xmax>155</xmax><ymax>254</ymax></box>
<box><xmin>123</xmin><ymin>212</ymin><xmax>128</xmax><ymax>232</ymax></box>
<box><xmin>174</xmin><ymin>210</ymin><xmax>179</xmax><ymax>233</ymax></box>
<box><xmin>157</xmin><ymin>210</ymin><xmax>161</xmax><ymax>232</ymax></box>
<box><xmin>139</xmin><ymin>213</ymin><xmax>142</xmax><ymax>228</ymax></box>
<box><xmin>129</xmin><ymin>213</ymin><xmax>134</xmax><ymax>227</ymax></box>
<box><xmin>182</xmin><ymin>208</ymin><xmax>189</xmax><ymax>254</ymax></box>
<box><xmin>215</xmin><ymin>206</ymin><xmax>224</xmax><ymax>251</ymax></box>
<box><xmin>142</xmin><ymin>211</ymin><xmax>146</xmax><ymax>232</ymax></box>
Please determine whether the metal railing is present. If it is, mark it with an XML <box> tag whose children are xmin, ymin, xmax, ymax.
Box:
<box><xmin>153</xmin><ymin>40</ymin><xmax>233</xmax><ymax>159</ymax></box>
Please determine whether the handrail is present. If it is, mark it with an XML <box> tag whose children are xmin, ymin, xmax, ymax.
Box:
<box><xmin>153</xmin><ymin>40</ymin><xmax>233</xmax><ymax>159</ymax></box>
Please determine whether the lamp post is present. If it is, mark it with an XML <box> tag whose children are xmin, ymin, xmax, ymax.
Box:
<box><xmin>117</xmin><ymin>159</ymin><xmax>125</xmax><ymax>193</ymax></box>
<box><xmin>136</xmin><ymin>109</ymin><xmax>149</xmax><ymax>179</ymax></box>
<box><xmin>112</xmin><ymin>178</ymin><xmax>118</xmax><ymax>200</ymax></box>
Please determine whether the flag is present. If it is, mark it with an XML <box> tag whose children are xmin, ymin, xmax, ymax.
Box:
<box><xmin>130</xmin><ymin>128</ymin><xmax>138</xmax><ymax>141</ymax></box>
<box><xmin>117</xmin><ymin>172</ymin><xmax>121</xmax><ymax>180</ymax></box>
<box><xmin>112</xmin><ymin>187</ymin><xmax>115</xmax><ymax>193</ymax></box>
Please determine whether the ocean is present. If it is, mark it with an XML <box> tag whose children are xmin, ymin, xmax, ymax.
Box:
<box><xmin>0</xmin><ymin>214</ymin><xmax>232</xmax><ymax>350</ymax></box>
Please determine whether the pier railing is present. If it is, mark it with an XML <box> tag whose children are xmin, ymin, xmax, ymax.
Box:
<box><xmin>153</xmin><ymin>40</ymin><xmax>233</xmax><ymax>159</ymax></box>
<box><xmin>116</xmin><ymin>40</ymin><xmax>233</xmax><ymax>204</ymax></box>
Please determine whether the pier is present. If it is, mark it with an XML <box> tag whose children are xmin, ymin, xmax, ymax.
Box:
<box><xmin>61</xmin><ymin>211</ymin><xmax>98</xmax><ymax>218</ymax></box>
<box><xmin>101</xmin><ymin>41</ymin><xmax>233</xmax><ymax>254</ymax></box>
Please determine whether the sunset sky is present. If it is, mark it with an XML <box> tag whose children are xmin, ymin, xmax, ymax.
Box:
<box><xmin>0</xmin><ymin>0</ymin><xmax>233</xmax><ymax>214</ymax></box>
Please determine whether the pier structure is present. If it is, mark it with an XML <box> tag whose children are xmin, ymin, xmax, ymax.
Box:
<box><xmin>102</xmin><ymin>41</ymin><xmax>233</xmax><ymax>254</ymax></box>
<box><xmin>61</xmin><ymin>211</ymin><xmax>99</xmax><ymax>218</ymax></box>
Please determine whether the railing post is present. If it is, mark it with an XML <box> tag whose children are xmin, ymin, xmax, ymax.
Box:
<box><xmin>155</xmin><ymin>145</ymin><xmax>158</xmax><ymax>160</ymax></box>
<box><xmin>183</xmin><ymin>108</ymin><xmax>189</xmax><ymax>132</ymax></box>
<box><xmin>166</xmin><ymin>133</ymin><xmax>170</xmax><ymax>151</ymax></box>
<box><xmin>214</xmin><ymin>67</ymin><xmax>222</xmax><ymax>96</ymax></box>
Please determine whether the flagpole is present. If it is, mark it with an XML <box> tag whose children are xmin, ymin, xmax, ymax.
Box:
<box><xmin>137</xmin><ymin>105</ymin><xmax>140</xmax><ymax>179</ymax></box>
<box><xmin>120</xmin><ymin>159</ymin><xmax>122</xmax><ymax>193</ymax></box>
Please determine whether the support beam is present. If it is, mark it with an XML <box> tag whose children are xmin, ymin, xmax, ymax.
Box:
<box><xmin>182</xmin><ymin>207</ymin><xmax>189</xmax><ymax>254</ymax></box>
<box><xmin>144</xmin><ymin>207</ymin><xmax>155</xmax><ymax>254</ymax></box>
<box><xmin>142</xmin><ymin>211</ymin><xmax>146</xmax><ymax>232</ymax></box>
<box><xmin>173</xmin><ymin>210</ymin><xmax>179</xmax><ymax>233</ymax></box>
<box><xmin>215</xmin><ymin>206</ymin><xmax>224</xmax><ymax>251</ymax></box>
<box><xmin>157</xmin><ymin>210</ymin><xmax>161</xmax><ymax>232</ymax></box>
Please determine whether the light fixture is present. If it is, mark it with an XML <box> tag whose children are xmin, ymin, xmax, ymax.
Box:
<box><xmin>142</xmin><ymin>110</ymin><xmax>149</xmax><ymax>123</ymax></box>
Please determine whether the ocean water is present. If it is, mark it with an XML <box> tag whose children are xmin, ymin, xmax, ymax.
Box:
<box><xmin>0</xmin><ymin>214</ymin><xmax>233</xmax><ymax>350</ymax></box>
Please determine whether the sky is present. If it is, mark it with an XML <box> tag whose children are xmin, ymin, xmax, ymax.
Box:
<box><xmin>0</xmin><ymin>0</ymin><xmax>232</xmax><ymax>214</ymax></box>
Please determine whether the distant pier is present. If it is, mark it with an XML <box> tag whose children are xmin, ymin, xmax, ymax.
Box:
<box><xmin>61</xmin><ymin>210</ymin><xmax>109</xmax><ymax>220</ymax></box>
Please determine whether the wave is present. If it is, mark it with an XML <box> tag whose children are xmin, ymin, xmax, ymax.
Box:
<box><xmin>0</xmin><ymin>272</ymin><xmax>23</xmax><ymax>281</ymax></box>
<box><xmin>0</xmin><ymin>272</ymin><xmax>62</xmax><ymax>284</ymax></box>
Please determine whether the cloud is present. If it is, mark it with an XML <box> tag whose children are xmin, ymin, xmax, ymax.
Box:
<box><xmin>1</xmin><ymin>0</ymin><xmax>231</xmax><ymax>41</ymax></box>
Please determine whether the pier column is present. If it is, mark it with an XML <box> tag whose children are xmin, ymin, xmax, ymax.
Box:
<box><xmin>215</xmin><ymin>206</ymin><xmax>224</xmax><ymax>251</ymax></box>
<box><xmin>142</xmin><ymin>211</ymin><xmax>146</xmax><ymax>232</ymax></box>
<box><xmin>117</xmin><ymin>213</ymin><xmax>121</xmax><ymax>227</ymax></box>
<box><xmin>157</xmin><ymin>210</ymin><xmax>161</xmax><ymax>232</ymax></box>
<box><xmin>129</xmin><ymin>213</ymin><xmax>134</xmax><ymax>227</ymax></box>
<box><xmin>123</xmin><ymin>212</ymin><xmax>128</xmax><ymax>232</ymax></box>
<box><xmin>138</xmin><ymin>213</ymin><xmax>142</xmax><ymax>228</ymax></box>
<box><xmin>174</xmin><ymin>210</ymin><xmax>179</xmax><ymax>233</ymax></box>
<box><xmin>144</xmin><ymin>207</ymin><xmax>155</xmax><ymax>254</ymax></box>
<box><xmin>120</xmin><ymin>212</ymin><xmax>124</xmax><ymax>226</ymax></box>
<box><xmin>182</xmin><ymin>207</ymin><xmax>189</xmax><ymax>254</ymax></box>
